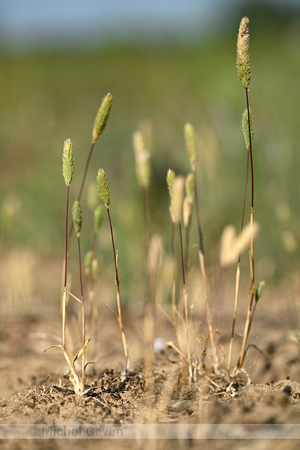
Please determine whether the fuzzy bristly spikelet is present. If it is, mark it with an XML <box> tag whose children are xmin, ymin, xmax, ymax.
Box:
<box><xmin>92</xmin><ymin>93</ymin><xmax>113</xmax><ymax>143</ymax></box>
<box><xmin>237</xmin><ymin>17</ymin><xmax>251</xmax><ymax>89</ymax></box>
<box><xmin>184</xmin><ymin>123</ymin><xmax>197</xmax><ymax>173</ymax></box>
<box><xmin>72</xmin><ymin>201</ymin><xmax>82</xmax><ymax>237</ymax></box>
<box><xmin>133</xmin><ymin>130</ymin><xmax>151</xmax><ymax>190</ymax></box>
<box><xmin>170</xmin><ymin>176</ymin><xmax>185</xmax><ymax>225</ymax></box>
<box><xmin>166</xmin><ymin>169</ymin><xmax>176</xmax><ymax>198</ymax></box>
<box><xmin>97</xmin><ymin>168</ymin><xmax>110</xmax><ymax>208</ymax></box>
<box><xmin>94</xmin><ymin>205</ymin><xmax>105</xmax><ymax>233</ymax></box>
<box><xmin>242</xmin><ymin>108</ymin><xmax>254</xmax><ymax>150</ymax></box>
<box><xmin>62</xmin><ymin>138</ymin><xmax>74</xmax><ymax>187</ymax></box>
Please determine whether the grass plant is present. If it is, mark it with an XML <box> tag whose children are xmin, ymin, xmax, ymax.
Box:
<box><xmin>235</xmin><ymin>16</ymin><xmax>256</xmax><ymax>371</ymax></box>
<box><xmin>96</xmin><ymin>168</ymin><xmax>129</xmax><ymax>372</ymax></box>
<box><xmin>72</xmin><ymin>200</ymin><xmax>86</xmax><ymax>383</ymax></box>
<box><xmin>184</xmin><ymin>122</ymin><xmax>219</xmax><ymax>374</ymax></box>
<box><xmin>61</xmin><ymin>138</ymin><xmax>74</xmax><ymax>350</ymax></box>
<box><xmin>45</xmin><ymin>16</ymin><xmax>267</xmax><ymax>393</ymax></box>
<box><xmin>45</xmin><ymin>139</ymin><xmax>88</xmax><ymax>395</ymax></box>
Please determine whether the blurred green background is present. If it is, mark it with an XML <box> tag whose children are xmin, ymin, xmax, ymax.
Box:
<box><xmin>0</xmin><ymin>2</ymin><xmax>300</xmax><ymax>312</ymax></box>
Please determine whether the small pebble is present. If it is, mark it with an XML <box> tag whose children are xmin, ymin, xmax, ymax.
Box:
<box><xmin>153</xmin><ymin>337</ymin><xmax>167</xmax><ymax>354</ymax></box>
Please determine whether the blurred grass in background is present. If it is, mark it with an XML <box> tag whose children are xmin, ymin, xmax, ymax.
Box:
<box><xmin>0</xmin><ymin>10</ymin><xmax>300</xmax><ymax>309</ymax></box>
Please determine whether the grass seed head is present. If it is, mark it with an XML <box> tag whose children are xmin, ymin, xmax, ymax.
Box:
<box><xmin>242</xmin><ymin>108</ymin><xmax>253</xmax><ymax>150</ymax></box>
<box><xmin>133</xmin><ymin>130</ymin><xmax>151</xmax><ymax>190</ymax></box>
<box><xmin>183</xmin><ymin>173</ymin><xmax>194</xmax><ymax>228</ymax></box>
<box><xmin>92</xmin><ymin>258</ymin><xmax>99</xmax><ymax>278</ymax></box>
<box><xmin>170</xmin><ymin>176</ymin><xmax>185</xmax><ymax>224</ymax></box>
<box><xmin>237</xmin><ymin>16</ymin><xmax>251</xmax><ymax>89</ymax></box>
<box><xmin>183</xmin><ymin>196</ymin><xmax>193</xmax><ymax>229</ymax></box>
<box><xmin>97</xmin><ymin>168</ymin><xmax>110</xmax><ymax>208</ymax></box>
<box><xmin>92</xmin><ymin>93</ymin><xmax>113</xmax><ymax>143</ymax></box>
<box><xmin>185</xmin><ymin>173</ymin><xmax>195</xmax><ymax>200</ymax></box>
<box><xmin>62</xmin><ymin>138</ymin><xmax>74</xmax><ymax>187</ymax></box>
<box><xmin>255</xmin><ymin>280</ymin><xmax>266</xmax><ymax>302</ymax></box>
<box><xmin>72</xmin><ymin>200</ymin><xmax>82</xmax><ymax>237</ymax></box>
<box><xmin>84</xmin><ymin>250</ymin><xmax>93</xmax><ymax>275</ymax></box>
<box><xmin>166</xmin><ymin>169</ymin><xmax>176</xmax><ymax>198</ymax></box>
<box><xmin>184</xmin><ymin>123</ymin><xmax>197</xmax><ymax>173</ymax></box>
<box><xmin>220</xmin><ymin>222</ymin><xmax>259</xmax><ymax>267</ymax></box>
<box><xmin>94</xmin><ymin>205</ymin><xmax>105</xmax><ymax>234</ymax></box>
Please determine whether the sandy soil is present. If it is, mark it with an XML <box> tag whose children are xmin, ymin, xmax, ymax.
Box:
<box><xmin>0</xmin><ymin>258</ymin><xmax>300</xmax><ymax>450</ymax></box>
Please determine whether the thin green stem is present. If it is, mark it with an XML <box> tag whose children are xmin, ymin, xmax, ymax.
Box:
<box><xmin>179</xmin><ymin>223</ymin><xmax>186</xmax><ymax>288</ymax></box>
<box><xmin>184</xmin><ymin>213</ymin><xmax>192</xmax><ymax>276</ymax></box>
<box><xmin>143</xmin><ymin>187</ymin><xmax>152</xmax><ymax>310</ymax></box>
<box><xmin>171</xmin><ymin>222</ymin><xmax>177</xmax><ymax>329</ymax></box>
<box><xmin>68</xmin><ymin>141</ymin><xmax>95</xmax><ymax>242</ymax></box>
<box><xmin>78</xmin><ymin>141</ymin><xmax>96</xmax><ymax>203</ymax></box>
<box><xmin>106</xmin><ymin>207</ymin><xmax>128</xmax><ymax>370</ymax></box>
<box><xmin>246</xmin><ymin>88</ymin><xmax>254</xmax><ymax>211</ymax></box>
<box><xmin>194</xmin><ymin>174</ymin><xmax>219</xmax><ymax>372</ymax></box>
<box><xmin>227</xmin><ymin>149</ymin><xmax>250</xmax><ymax>378</ymax></box>
<box><xmin>64</xmin><ymin>186</ymin><xmax>70</xmax><ymax>289</ymax></box>
<box><xmin>194</xmin><ymin>176</ymin><xmax>205</xmax><ymax>257</ymax></box>
<box><xmin>62</xmin><ymin>185</ymin><xmax>70</xmax><ymax>350</ymax></box>
<box><xmin>77</xmin><ymin>236</ymin><xmax>85</xmax><ymax>383</ymax></box>
<box><xmin>238</xmin><ymin>87</ymin><xmax>255</xmax><ymax>369</ymax></box>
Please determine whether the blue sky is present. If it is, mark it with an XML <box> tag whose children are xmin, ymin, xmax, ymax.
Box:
<box><xmin>0</xmin><ymin>0</ymin><xmax>299</xmax><ymax>50</ymax></box>
<box><xmin>0</xmin><ymin>0</ymin><xmax>218</xmax><ymax>49</ymax></box>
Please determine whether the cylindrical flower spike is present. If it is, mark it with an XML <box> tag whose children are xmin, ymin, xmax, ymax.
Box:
<box><xmin>72</xmin><ymin>200</ymin><xmax>82</xmax><ymax>237</ymax></box>
<box><xmin>185</xmin><ymin>173</ymin><xmax>195</xmax><ymax>200</ymax></box>
<box><xmin>92</xmin><ymin>93</ymin><xmax>113</xmax><ymax>143</ymax></box>
<box><xmin>183</xmin><ymin>173</ymin><xmax>194</xmax><ymax>228</ymax></box>
<box><xmin>94</xmin><ymin>205</ymin><xmax>105</xmax><ymax>234</ymax></box>
<box><xmin>237</xmin><ymin>17</ymin><xmax>251</xmax><ymax>89</ymax></box>
<box><xmin>170</xmin><ymin>176</ymin><xmax>185</xmax><ymax>225</ymax></box>
<box><xmin>97</xmin><ymin>168</ymin><xmax>110</xmax><ymax>208</ymax></box>
<box><xmin>92</xmin><ymin>258</ymin><xmax>99</xmax><ymax>278</ymax></box>
<box><xmin>166</xmin><ymin>169</ymin><xmax>176</xmax><ymax>198</ymax></box>
<box><xmin>242</xmin><ymin>108</ymin><xmax>253</xmax><ymax>150</ymax></box>
<box><xmin>133</xmin><ymin>130</ymin><xmax>151</xmax><ymax>190</ymax></box>
<box><xmin>84</xmin><ymin>250</ymin><xmax>93</xmax><ymax>275</ymax></box>
<box><xmin>255</xmin><ymin>280</ymin><xmax>265</xmax><ymax>302</ymax></box>
<box><xmin>62</xmin><ymin>138</ymin><xmax>74</xmax><ymax>187</ymax></box>
<box><xmin>184</xmin><ymin>123</ymin><xmax>197</xmax><ymax>173</ymax></box>
<box><xmin>220</xmin><ymin>222</ymin><xmax>259</xmax><ymax>268</ymax></box>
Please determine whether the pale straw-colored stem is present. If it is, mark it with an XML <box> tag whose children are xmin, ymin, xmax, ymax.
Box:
<box><xmin>227</xmin><ymin>149</ymin><xmax>250</xmax><ymax>377</ymax></box>
<box><xmin>179</xmin><ymin>222</ymin><xmax>192</xmax><ymax>379</ymax></box>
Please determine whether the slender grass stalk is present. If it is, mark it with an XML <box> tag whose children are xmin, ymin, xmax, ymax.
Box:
<box><xmin>46</xmin><ymin>139</ymin><xmax>89</xmax><ymax>396</ymax></box>
<box><xmin>84</xmin><ymin>204</ymin><xmax>104</xmax><ymax>331</ymax></box>
<box><xmin>227</xmin><ymin>113</ymin><xmax>251</xmax><ymax>378</ymax></box>
<box><xmin>166</xmin><ymin>169</ymin><xmax>178</xmax><ymax>328</ymax></box>
<box><xmin>133</xmin><ymin>129</ymin><xmax>153</xmax><ymax>322</ymax></box>
<box><xmin>235</xmin><ymin>16</ymin><xmax>258</xmax><ymax>369</ymax></box>
<box><xmin>143</xmin><ymin>235</ymin><xmax>163</xmax><ymax>395</ymax></box>
<box><xmin>68</xmin><ymin>93</ymin><xmax>113</xmax><ymax>241</ymax></box>
<box><xmin>97</xmin><ymin>168</ymin><xmax>129</xmax><ymax>370</ymax></box>
<box><xmin>184</xmin><ymin>123</ymin><xmax>219</xmax><ymax>373</ymax></box>
<box><xmin>183</xmin><ymin>173</ymin><xmax>194</xmax><ymax>276</ymax></box>
<box><xmin>168</xmin><ymin>174</ymin><xmax>192</xmax><ymax>378</ymax></box>
<box><xmin>62</xmin><ymin>138</ymin><xmax>74</xmax><ymax>349</ymax></box>
<box><xmin>72</xmin><ymin>200</ymin><xmax>86</xmax><ymax>383</ymax></box>
<box><xmin>248</xmin><ymin>280</ymin><xmax>265</xmax><ymax>335</ymax></box>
